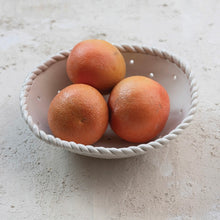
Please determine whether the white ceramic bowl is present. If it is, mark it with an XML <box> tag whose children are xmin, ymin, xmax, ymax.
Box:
<box><xmin>20</xmin><ymin>45</ymin><xmax>198</xmax><ymax>159</ymax></box>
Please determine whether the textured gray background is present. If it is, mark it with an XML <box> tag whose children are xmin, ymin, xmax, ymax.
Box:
<box><xmin>0</xmin><ymin>0</ymin><xmax>219</xmax><ymax>219</ymax></box>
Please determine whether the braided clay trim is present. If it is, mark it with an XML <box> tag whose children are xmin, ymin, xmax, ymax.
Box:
<box><xmin>20</xmin><ymin>45</ymin><xmax>198</xmax><ymax>159</ymax></box>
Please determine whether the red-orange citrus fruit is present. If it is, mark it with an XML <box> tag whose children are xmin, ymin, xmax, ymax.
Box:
<box><xmin>66</xmin><ymin>39</ymin><xmax>126</xmax><ymax>94</ymax></box>
<box><xmin>108</xmin><ymin>76</ymin><xmax>170</xmax><ymax>143</ymax></box>
<box><xmin>48</xmin><ymin>84</ymin><xmax>109</xmax><ymax>145</ymax></box>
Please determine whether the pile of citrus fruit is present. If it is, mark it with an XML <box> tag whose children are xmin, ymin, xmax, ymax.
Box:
<box><xmin>48</xmin><ymin>39</ymin><xmax>170</xmax><ymax>145</ymax></box>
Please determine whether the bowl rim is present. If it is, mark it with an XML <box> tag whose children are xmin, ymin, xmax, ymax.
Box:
<box><xmin>20</xmin><ymin>44</ymin><xmax>198</xmax><ymax>159</ymax></box>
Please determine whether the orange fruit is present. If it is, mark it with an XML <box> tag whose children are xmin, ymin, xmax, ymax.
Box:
<box><xmin>108</xmin><ymin>76</ymin><xmax>170</xmax><ymax>143</ymax></box>
<box><xmin>66</xmin><ymin>39</ymin><xmax>126</xmax><ymax>94</ymax></box>
<box><xmin>48</xmin><ymin>84</ymin><xmax>109</xmax><ymax>145</ymax></box>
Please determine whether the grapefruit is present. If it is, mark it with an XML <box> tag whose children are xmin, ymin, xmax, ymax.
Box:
<box><xmin>48</xmin><ymin>84</ymin><xmax>109</xmax><ymax>145</ymax></box>
<box><xmin>108</xmin><ymin>76</ymin><xmax>170</xmax><ymax>143</ymax></box>
<box><xmin>66</xmin><ymin>39</ymin><xmax>126</xmax><ymax>94</ymax></box>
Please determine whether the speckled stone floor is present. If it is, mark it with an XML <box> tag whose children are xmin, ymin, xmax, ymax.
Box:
<box><xmin>0</xmin><ymin>0</ymin><xmax>219</xmax><ymax>219</ymax></box>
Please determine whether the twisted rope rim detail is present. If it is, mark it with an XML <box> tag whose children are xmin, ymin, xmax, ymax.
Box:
<box><xmin>20</xmin><ymin>45</ymin><xmax>198</xmax><ymax>159</ymax></box>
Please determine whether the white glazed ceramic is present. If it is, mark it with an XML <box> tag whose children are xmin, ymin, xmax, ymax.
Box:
<box><xmin>20</xmin><ymin>45</ymin><xmax>198</xmax><ymax>159</ymax></box>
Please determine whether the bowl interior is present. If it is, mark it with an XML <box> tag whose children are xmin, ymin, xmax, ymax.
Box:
<box><xmin>27</xmin><ymin>52</ymin><xmax>192</xmax><ymax>148</ymax></box>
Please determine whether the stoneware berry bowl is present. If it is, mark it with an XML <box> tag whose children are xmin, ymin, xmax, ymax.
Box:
<box><xmin>20</xmin><ymin>45</ymin><xmax>198</xmax><ymax>159</ymax></box>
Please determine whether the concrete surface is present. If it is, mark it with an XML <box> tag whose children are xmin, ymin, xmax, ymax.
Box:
<box><xmin>0</xmin><ymin>0</ymin><xmax>220</xmax><ymax>219</ymax></box>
